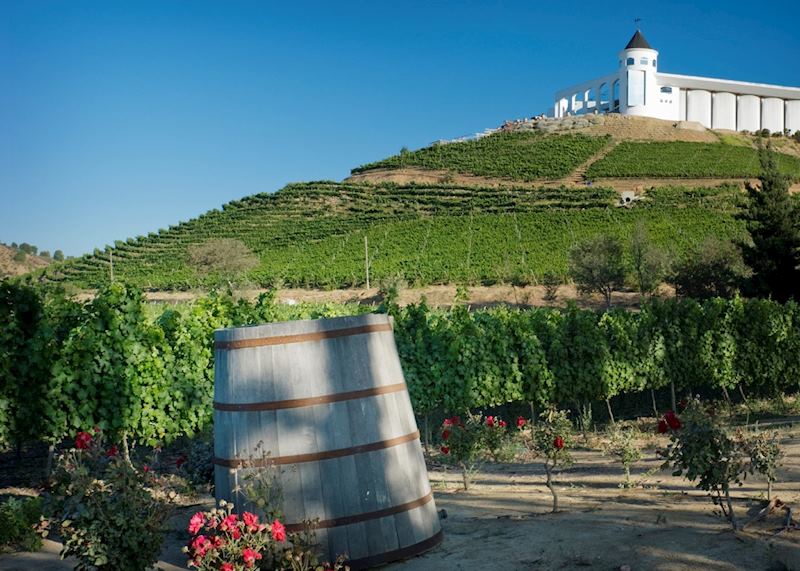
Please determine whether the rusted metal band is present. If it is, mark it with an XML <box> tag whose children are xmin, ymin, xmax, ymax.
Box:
<box><xmin>215</xmin><ymin>323</ymin><xmax>392</xmax><ymax>350</ymax></box>
<box><xmin>213</xmin><ymin>430</ymin><xmax>420</xmax><ymax>468</ymax></box>
<box><xmin>214</xmin><ymin>382</ymin><xmax>407</xmax><ymax>412</ymax></box>
<box><xmin>284</xmin><ymin>491</ymin><xmax>434</xmax><ymax>532</ymax></box>
<box><xmin>345</xmin><ymin>528</ymin><xmax>444</xmax><ymax>570</ymax></box>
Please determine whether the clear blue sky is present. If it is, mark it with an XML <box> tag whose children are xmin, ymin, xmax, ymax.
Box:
<box><xmin>2</xmin><ymin>0</ymin><xmax>798</xmax><ymax>256</ymax></box>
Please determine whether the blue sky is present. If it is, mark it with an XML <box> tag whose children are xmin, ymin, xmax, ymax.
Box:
<box><xmin>2</xmin><ymin>0</ymin><xmax>799</xmax><ymax>256</ymax></box>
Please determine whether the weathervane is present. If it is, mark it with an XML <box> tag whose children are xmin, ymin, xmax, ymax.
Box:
<box><xmin>635</xmin><ymin>17</ymin><xmax>642</xmax><ymax>30</ymax></box>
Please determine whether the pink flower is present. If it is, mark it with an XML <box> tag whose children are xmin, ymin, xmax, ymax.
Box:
<box><xmin>486</xmin><ymin>415</ymin><xmax>495</xmax><ymax>427</ymax></box>
<box><xmin>231</xmin><ymin>528</ymin><xmax>241</xmax><ymax>540</ymax></box>
<box><xmin>219</xmin><ymin>514</ymin><xmax>238</xmax><ymax>532</ymax></box>
<box><xmin>242</xmin><ymin>511</ymin><xmax>259</xmax><ymax>532</ymax></box>
<box><xmin>75</xmin><ymin>431</ymin><xmax>93</xmax><ymax>450</ymax></box>
<box><xmin>221</xmin><ymin>564</ymin><xmax>234</xmax><ymax>571</ymax></box>
<box><xmin>242</xmin><ymin>547</ymin><xmax>262</xmax><ymax>568</ymax></box>
<box><xmin>190</xmin><ymin>535</ymin><xmax>212</xmax><ymax>558</ymax></box>
<box><xmin>442</xmin><ymin>418</ymin><xmax>453</xmax><ymax>427</ymax></box>
<box><xmin>271</xmin><ymin>519</ymin><xmax>286</xmax><ymax>542</ymax></box>
<box><xmin>516</xmin><ymin>416</ymin><xmax>526</xmax><ymax>428</ymax></box>
<box><xmin>212</xmin><ymin>536</ymin><xmax>225</xmax><ymax>548</ymax></box>
<box><xmin>499</xmin><ymin>420</ymin><xmax>507</xmax><ymax>428</ymax></box>
<box><xmin>188</xmin><ymin>512</ymin><xmax>206</xmax><ymax>535</ymax></box>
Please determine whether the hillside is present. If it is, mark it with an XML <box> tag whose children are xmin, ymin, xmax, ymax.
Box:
<box><xmin>17</xmin><ymin>114</ymin><xmax>800</xmax><ymax>291</ymax></box>
<box><xmin>0</xmin><ymin>245</ymin><xmax>51</xmax><ymax>279</ymax></box>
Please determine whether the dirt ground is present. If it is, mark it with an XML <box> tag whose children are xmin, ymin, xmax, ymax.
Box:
<box><xmin>139</xmin><ymin>284</ymin><xmax>658</xmax><ymax>311</ymax></box>
<box><xmin>3</xmin><ymin>428</ymin><xmax>800</xmax><ymax>571</ymax></box>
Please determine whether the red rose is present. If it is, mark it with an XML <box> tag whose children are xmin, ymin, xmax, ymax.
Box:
<box><xmin>441</xmin><ymin>429</ymin><xmax>450</xmax><ymax>440</ymax></box>
<box><xmin>452</xmin><ymin>416</ymin><xmax>463</xmax><ymax>427</ymax></box>
<box><xmin>440</xmin><ymin>445</ymin><xmax>450</xmax><ymax>455</ymax></box>
<box><xmin>657</xmin><ymin>420</ymin><xmax>668</xmax><ymax>434</ymax></box>
<box><xmin>442</xmin><ymin>418</ymin><xmax>453</xmax><ymax>427</ymax></box>
<box><xmin>516</xmin><ymin>416</ymin><xmax>526</xmax><ymax>428</ymax></box>
<box><xmin>93</xmin><ymin>425</ymin><xmax>101</xmax><ymax>434</ymax></box>
<box><xmin>242</xmin><ymin>512</ymin><xmax>259</xmax><ymax>532</ymax></box>
<box><xmin>75</xmin><ymin>431</ymin><xmax>93</xmax><ymax>450</ymax></box>
<box><xmin>553</xmin><ymin>436</ymin><xmax>564</xmax><ymax>450</ymax></box>
<box><xmin>486</xmin><ymin>415</ymin><xmax>495</xmax><ymax>427</ymax></box>
<box><xmin>499</xmin><ymin>420</ymin><xmax>507</xmax><ymax>428</ymax></box>
<box><xmin>271</xmin><ymin>519</ymin><xmax>286</xmax><ymax>542</ymax></box>
<box><xmin>665</xmin><ymin>410</ymin><xmax>681</xmax><ymax>430</ymax></box>
<box><xmin>142</xmin><ymin>464</ymin><xmax>151</xmax><ymax>473</ymax></box>
<box><xmin>105</xmin><ymin>445</ymin><xmax>118</xmax><ymax>458</ymax></box>
<box><xmin>242</xmin><ymin>547</ymin><xmax>262</xmax><ymax>568</ymax></box>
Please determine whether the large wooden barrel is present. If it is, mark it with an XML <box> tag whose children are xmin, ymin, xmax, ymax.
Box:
<box><xmin>213</xmin><ymin>314</ymin><xmax>442</xmax><ymax>568</ymax></box>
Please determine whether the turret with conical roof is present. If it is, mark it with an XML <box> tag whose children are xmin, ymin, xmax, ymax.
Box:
<box><xmin>625</xmin><ymin>30</ymin><xmax>653</xmax><ymax>50</ymax></box>
<box><xmin>618</xmin><ymin>30</ymin><xmax>660</xmax><ymax>116</ymax></box>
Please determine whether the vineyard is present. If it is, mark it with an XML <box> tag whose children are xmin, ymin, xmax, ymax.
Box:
<box><xmin>2</xmin><ymin>282</ymin><xmax>799</xmax><ymax>451</ymax></box>
<box><xmin>586</xmin><ymin>141</ymin><xmax>800</xmax><ymax>179</ymax></box>
<box><xmin>28</xmin><ymin>183</ymin><xmax>745</xmax><ymax>290</ymax></box>
<box><xmin>351</xmin><ymin>132</ymin><xmax>611</xmax><ymax>180</ymax></box>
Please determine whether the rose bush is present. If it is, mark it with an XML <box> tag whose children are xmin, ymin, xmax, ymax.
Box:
<box><xmin>439</xmin><ymin>414</ymin><xmax>484</xmax><ymax>490</ymax></box>
<box><xmin>518</xmin><ymin>408</ymin><xmax>574</xmax><ymax>513</ymax></box>
<box><xmin>46</xmin><ymin>430</ymin><xmax>174</xmax><ymax>571</ymax></box>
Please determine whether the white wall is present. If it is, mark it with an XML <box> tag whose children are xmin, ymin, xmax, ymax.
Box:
<box><xmin>686</xmin><ymin>90</ymin><xmax>712</xmax><ymax>128</ymax></box>
<box><xmin>737</xmin><ymin>95</ymin><xmax>761</xmax><ymax>132</ymax></box>
<box><xmin>786</xmin><ymin>101</ymin><xmax>800</xmax><ymax>133</ymax></box>
<box><xmin>712</xmin><ymin>92</ymin><xmax>736</xmax><ymax>130</ymax></box>
<box><xmin>762</xmin><ymin>98</ymin><xmax>784</xmax><ymax>133</ymax></box>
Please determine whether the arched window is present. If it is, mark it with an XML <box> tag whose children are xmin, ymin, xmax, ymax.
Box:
<box><xmin>626</xmin><ymin>57</ymin><xmax>634</xmax><ymax>65</ymax></box>
<box><xmin>660</xmin><ymin>86</ymin><xmax>673</xmax><ymax>94</ymax></box>
<box><xmin>640</xmin><ymin>57</ymin><xmax>649</xmax><ymax>65</ymax></box>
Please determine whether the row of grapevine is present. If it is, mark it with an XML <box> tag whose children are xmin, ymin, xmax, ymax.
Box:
<box><xmin>25</xmin><ymin>182</ymin><xmax>746</xmax><ymax>290</ymax></box>
<box><xmin>586</xmin><ymin>141</ymin><xmax>800</xmax><ymax>179</ymax></box>
<box><xmin>3</xmin><ymin>283</ymin><xmax>800</xmax><ymax>451</ymax></box>
<box><xmin>351</xmin><ymin>132</ymin><xmax>611</xmax><ymax>180</ymax></box>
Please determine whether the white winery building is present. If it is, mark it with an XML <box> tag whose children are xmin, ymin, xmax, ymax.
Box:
<box><xmin>553</xmin><ymin>31</ymin><xmax>800</xmax><ymax>133</ymax></box>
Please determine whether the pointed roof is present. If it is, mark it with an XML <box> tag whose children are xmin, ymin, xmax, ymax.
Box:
<box><xmin>625</xmin><ymin>30</ymin><xmax>653</xmax><ymax>50</ymax></box>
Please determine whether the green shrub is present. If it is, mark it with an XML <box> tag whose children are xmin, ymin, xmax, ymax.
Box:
<box><xmin>0</xmin><ymin>496</ymin><xmax>45</xmax><ymax>552</ymax></box>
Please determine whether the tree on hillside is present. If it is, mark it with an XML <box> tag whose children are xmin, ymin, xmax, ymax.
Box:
<box><xmin>630</xmin><ymin>221</ymin><xmax>669</xmax><ymax>296</ymax></box>
<box><xmin>188</xmin><ymin>238</ymin><xmax>259</xmax><ymax>283</ymax></box>
<box><xmin>13</xmin><ymin>251</ymin><xmax>26</xmax><ymax>263</ymax></box>
<box><xmin>737</xmin><ymin>141</ymin><xmax>800</xmax><ymax>301</ymax></box>
<box><xmin>671</xmin><ymin>238</ymin><xmax>748</xmax><ymax>299</ymax></box>
<box><xmin>53</xmin><ymin>250</ymin><xmax>64</xmax><ymax>262</ymax></box>
<box><xmin>569</xmin><ymin>235</ymin><xmax>626</xmax><ymax>308</ymax></box>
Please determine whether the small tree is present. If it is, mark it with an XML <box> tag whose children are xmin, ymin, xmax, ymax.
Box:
<box><xmin>12</xmin><ymin>250</ymin><xmax>26</xmax><ymax>263</ymax></box>
<box><xmin>187</xmin><ymin>238</ymin><xmax>259</xmax><ymax>283</ymax></box>
<box><xmin>519</xmin><ymin>409</ymin><xmax>574</xmax><ymax>513</ymax></box>
<box><xmin>630</xmin><ymin>222</ymin><xmax>668</xmax><ymax>295</ymax></box>
<box><xmin>541</xmin><ymin>272</ymin><xmax>561</xmax><ymax>302</ymax></box>
<box><xmin>53</xmin><ymin>250</ymin><xmax>65</xmax><ymax>262</ymax></box>
<box><xmin>671</xmin><ymin>238</ymin><xmax>748</xmax><ymax>299</ymax></box>
<box><xmin>659</xmin><ymin>400</ymin><xmax>745</xmax><ymax>530</ymax></box>
<box><xmin>740</xmin><ymin>429</ymin><xmax>783</xmax><ymax>500</ymax></box>
<box><xmin>604</xmin><ymin>425</ymin><xmax>642</xmax><ymax>488</ymax></box>
<box><xmin>738</xmin><ymin>142</ymin><xmax>800</xmax><ymax>301</ymax></box>
<box><xmin>569</xmin><ymin>235</ymin><xmax>626</xmax><ymax>307</ymax></box>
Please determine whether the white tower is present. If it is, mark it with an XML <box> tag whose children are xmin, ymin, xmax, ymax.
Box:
<box><xmin>618</xmin><ymin>30</ymin><xmax>659</xmax><ymax>117</ymax></box>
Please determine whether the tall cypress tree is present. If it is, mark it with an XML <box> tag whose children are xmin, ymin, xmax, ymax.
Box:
<box><xmin>738</xmin><ymin>141</ymin><xmax>800</xmax><ymax>301</ymax></box>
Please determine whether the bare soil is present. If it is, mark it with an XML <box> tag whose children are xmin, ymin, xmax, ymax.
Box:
<box><xmin>3</xmin><ymin>429</ymin><xmax>800</xmax><ymax>570</ymax></box>
<box><xmin>138</xmin><ymin>284</ymin><xmax>659</xmax><ymax>311</ymax></box>
<box><xmin>0</xmin><ymin>245</ymin><xmax>51</xmax><ymax>279</ymax></box>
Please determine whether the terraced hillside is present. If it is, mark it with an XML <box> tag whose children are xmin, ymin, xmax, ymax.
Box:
<box><xmin>33</xmin><ymin>183</ymin><xmax>745</xmax><ymax>290</ymax></box>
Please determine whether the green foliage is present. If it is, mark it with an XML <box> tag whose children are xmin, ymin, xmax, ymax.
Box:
<box><xmin>352</xmin><ymin>132</ymin><xmax>610</xmax><ymax>180</ymax></box>
<box><xmin>53</xmin><ymin>250</ymin><xmax>64</xmax><ymax>262</ymax></box>
<box><xmin>48</xmin><ymin>438</ymin><xmax>173</xmax><ymax>571</ymax></box>
<box><xmin>738</xmin><ymin>143</ymin><xmax>800</xmax><ymax>301</ymax></box>
<box><xmin>12</xmin><ymin>250</ymin><xmax>26</xmax><ymax>262</ymax></box>
<box><xmin>671</xmin><ymin>238</ymin><xmax>748</xmax><ymax>299</ymax></box>
<box><xmin>587</xmin><ymin>141</ymin><xmax>800</xmax><ymax>179</ymax></box>
<box><xmin>630</xmin><ymin>221</ymin><xmax>668</xmax><ymax>295</ymax></box>
<box><xmin>659</xmin><ymin>399</ymin><xmax>745</xmax><ymax>529</ymax></box>
<box><xmin>568</xmin><ymin>235</ymin><xmax>626</xmax><ymax>307</ymax></box>
<box><xmin>740</xmin><ymin>429</ymin><xmax>783</xmax><ymax>499</ymax></box>
<box><xmin>520</xmin><ymin>408</ymin><xmax>574</xmax><ymax>512</ymax></box>
<box><xmin>439</xmin><ymin>413</ymin><xmax>485</xmax><ymax>490</ymax></box>
<box><xmin>604</xmin><ymin>425</ymin><xmax>642</xmax><ymax>487</ymax></box>
<box><xmin>0</xmin><ymin>496</ymin><xmax>44</xmax><ymax>552</ymax></box>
